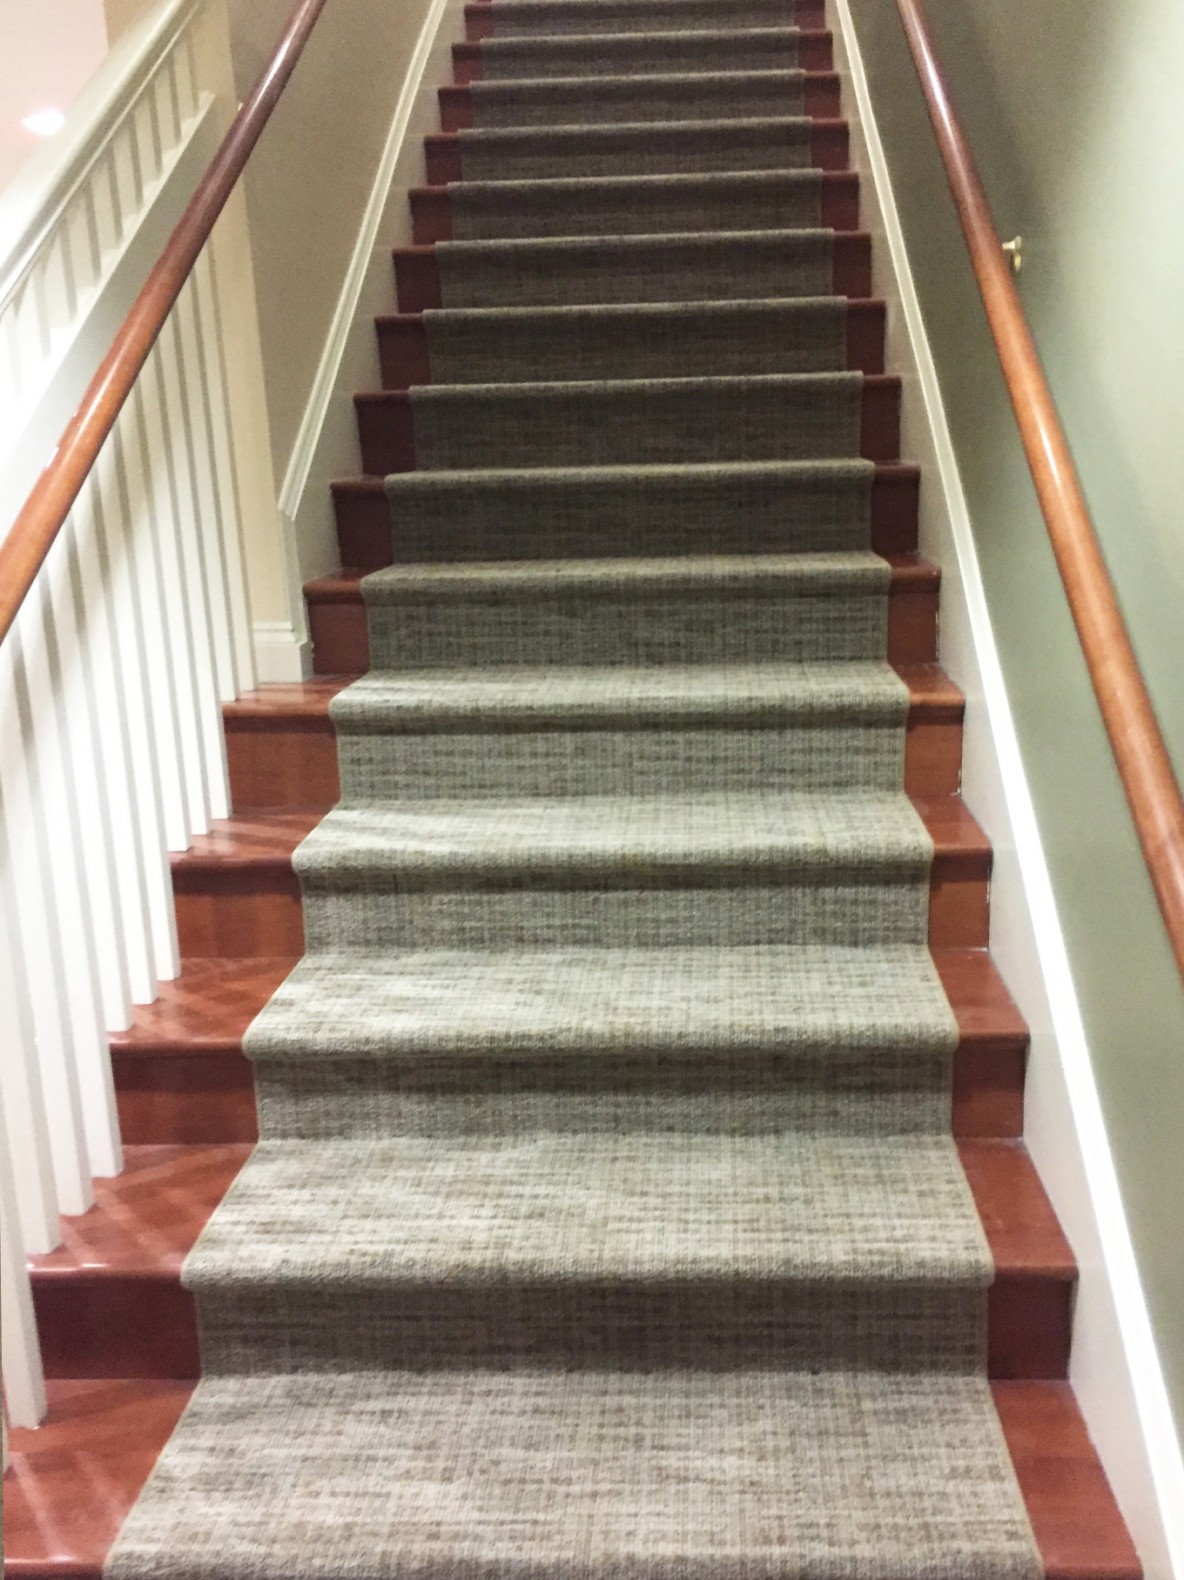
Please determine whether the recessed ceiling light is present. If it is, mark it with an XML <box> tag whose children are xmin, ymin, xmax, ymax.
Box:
<box><xmin>22</xmin><ymin>108</ymin><xmax>66</xmax><ymax>138</ymax></box>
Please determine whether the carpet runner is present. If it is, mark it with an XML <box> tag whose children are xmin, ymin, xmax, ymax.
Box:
<box><xmin>108</xmin><ymin>1</ymin><xmax>1044</xmax><ymax>1574</ymax></box>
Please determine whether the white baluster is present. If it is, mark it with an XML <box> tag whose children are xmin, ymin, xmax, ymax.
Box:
<box><xmin>70</xmin><ymin>474</ymin><xmax>161</xmax><ymax>1007</ymax></box>
<box><xmin>192</xmin><ymin>248</ymin><xmax>257</xmax><ymax>695</ymax></box>
<box><xmin>0</xmin><ymin>630</ymin><xmax>92</xmax><ymax>1216</ymax></box>
<box><xmin>157</xmin><ymin>308</ymin><xmax>231</xmax><ymax>821</ymax></box>
<box><xmin>0</xmin><ymin>845</ymin><xmax>60</xmax><ymax>1254</ymax></box>
<box><xmin>112</xmin><ymin>389</ymin><xmax>191</xmax><ymax>851</ymax></box>
<box><xmin>17</xmin><ymin>559</ymin><xmax>121</xmax><ymax>1178</ymax></box>
<box><xmin>136</xmin><ymin>342</ymin><xmax>212</xmax><ymax>836</ymax></box>
<box><xmin>92</xmin><ymin>436</ymin><xmax>180</xmax><ymax>983</ymax></box>
<box><xmin>45</xmin><ymin>507</ymin><xmax>135</xmax><ymax>1033</ymax></box>
<box><xmin>0</xmin><ymin>1096</ymin><xmax>46</xmax><ymax>1430</ymax></box>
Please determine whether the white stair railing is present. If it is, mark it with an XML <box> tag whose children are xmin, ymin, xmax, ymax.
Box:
<box><xmin>0</xmin><ymin>0</ymin><xmax>299</xmax><ymax>1429</ymax></box>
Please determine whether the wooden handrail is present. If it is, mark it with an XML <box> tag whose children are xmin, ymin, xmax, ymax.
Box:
<box><xmin>895</xmin><ymin>0</ymin><xmax>1184</xmax><ymax>985</ymax></box>
<box><xmin>0</xmin><ymin>0</ymin><xmax>329</xmax><ymax>647</ymax></box>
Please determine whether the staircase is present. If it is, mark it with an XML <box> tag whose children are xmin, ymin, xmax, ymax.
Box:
<box><xmin>5</xmin><ymin>2</ymin><xmax>1142</xmax><ymax>1576</ymax></box>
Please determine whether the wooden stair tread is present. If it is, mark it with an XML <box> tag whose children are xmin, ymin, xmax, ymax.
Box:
<box><xmin>222</xmin><ymin>665</ymin><xmax>962</xmax><ymax>723</ymax></box>
<box><xmin>376</xmin><ymin>297</ymin><xmax>889</xmax><ymax>326</ymax></box>
<box><xmin>3</xmin><ymin>1378</ymin><xmax>1139</xmax><ymax>1580</ymax></box>
<box><xmin>26</xmin><ymin>1138</ymin><xmax>1071</xmax><ymax>1295</ymax></box>
<box><xmin>305</xmin><ymin>553</ymin><xmax>939</xmax><ymax>593</ymax></box>
<box><xmin>169</xmin><ymin>794</ymin><xmax>987</xmax><ymax>871</ymax></box>
<box><xmin>109</xmin><ymin>947</ymin><xmax>1012</xmax><ymax>1055</ymax></box>
<box><xmin>222</xmin><ymin>678</ymin><xmax>345</xmax><ymax>720</ymax></box>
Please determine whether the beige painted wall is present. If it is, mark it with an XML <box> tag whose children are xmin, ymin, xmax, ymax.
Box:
<box><xmin>845</xmin><ymin>0</ymin><xmax>1184</xmax><ymax>1442</ymax></box>
<box><xmin>228</xmin><ymin>0</ymin><xmax>436</xmax><ymax>497</ymax></box>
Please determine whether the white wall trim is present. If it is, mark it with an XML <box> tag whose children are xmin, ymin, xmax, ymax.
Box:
<box><xmin>828</xmin><ymin>1</ymin><xmax>1184</xmax><ymax>1573</ymax></box>
<box><xmin>275</xmin><ymin>0</ymin><xmax>459</xmax><ymax>578</ymax></box>
<box><xmin>251</xmin><ymin>620</ymin><xmax>312</xmax><ymax>684</ymax></box>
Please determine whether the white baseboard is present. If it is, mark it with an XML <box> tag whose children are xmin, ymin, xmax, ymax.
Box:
<box><xmin>275</xmin><ymin>0</ymin><xmax>467</xmax><ymax>586</ymax></box>
<box><xmin>251</xmin><ymin>620</ymin><xmax>312</xmax><ymax>684</ymax></box>
<box><xmin>827</xmin><ymin>2</ymin><xmax>1184</xmax><ymax>1573</ymax></box>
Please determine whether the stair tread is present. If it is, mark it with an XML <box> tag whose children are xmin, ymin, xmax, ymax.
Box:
<box><xmin>5</xmin><ymin>1377</ymin><xmax>1137</xmax><ymax>1580</ymax></box>
<box><xmin>334</xmin><ymin>459</ymin><xmax>918</xmax><ymax>493</ymax></box>
<box><xmin>406</xmin><ymin>224</ymin><xmax>868</xmax><ymax>253</ymax></box>
<box><xmin>444</xmin><ymin>113</ymin><xmax>838</xmax><ymax>137</ymax></box>
<box><xmin>185</xmin><ymin>1132</ymin><xmax>991</xmax><ymax>1288</ymax></box>
<box><xmin>107</xmin><ymin>944</ymin><xmax>1019</xmax><ymax>1057</ymax></box>
<box><xmin>416</xmin><ymin>167</ymin><xmax>847</xmax><ymax>194</ymax></box>
<box><xmin>294</xmin><ymin>791</ymin><xmax>938</xmax><ymax>879</ymax></box>
<box><xmin>465</xmin><ymin>23</ymin><xmax>828</xmax><ymax>43</ymax></box>
<box><xmin>360</xmin><ymin>548</ymin><xmax>896</xmax><ymax>599</ymax></box>
<box><xmin>378</xmin><ymin>294</ymin><xmax>881</xmax><ymax>323</ymax></box>
<box><xmin>224</xmin><ymin>662</ymin><xmax>961</xmax><ymax>724</ymax></box>
<box><xmin>27</xmin><ymin>1141</ymin><xmax>1070</xmax><ymax>1284</ymax></box>
<box><xmin>364</xmin><ymin>369</ymin><xmax>888</xmax><ymax>396</ymax></box>
<box><xmin>169</xmin><ymin>793</ymin><xmax>986</xmax><ymax>871</ymax></box>
<box><xmin>32</xmin><ymin>1371</ymin><xmax>1051</xmax><ymax>1580</ymax></box>
<box><xmin>330</xmin><ymin>659</ymin><xmax>910</xmax><ymax>730</ymax></box>
<box><xmin>247</xmin><ymin>942</ymin><xmax>955</xmax><ymax>1055</ymax></box>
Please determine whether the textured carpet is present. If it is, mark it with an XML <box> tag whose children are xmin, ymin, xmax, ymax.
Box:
<box><xmin>107</xmin><ymin>0</ymin><xmax>1043</xmax><ymax>1573</ymax></box>
<box><xmin>465</xmin><ymin>70</ymin><xmax>811</xmax><ymax>126</ymax></box>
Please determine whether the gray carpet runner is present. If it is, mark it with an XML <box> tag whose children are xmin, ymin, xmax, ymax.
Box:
<box><xmin>108</xmin><ymin>1</ymin><xmax>1043</xmax><ymax>1576</ymax></box>
<box><xmin>464</xmin><ymin>69</ymin><xmax>811</xmax><ymax>124</ymax></box>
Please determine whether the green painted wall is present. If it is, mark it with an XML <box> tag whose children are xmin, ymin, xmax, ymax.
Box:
<box><xmin>844</xmin><ymin>0</ymin><xmax>1184</xmax><ymax>1439</ymax></box>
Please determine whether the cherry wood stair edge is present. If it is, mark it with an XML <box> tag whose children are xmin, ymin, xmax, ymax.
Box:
<box><xmin>222</xmin><ymin>662</ymin><xmax>964</xmax><ymax>809</ymax></box>
<box><xmin>460</xmin><ymin>0</ymin><xmax>828</xmax><ymax>34</ymax></box>
<box><xmin>374</xmin><ymin>299</ymin><xmax>889</xmax><ymax>391</ymax></box>
<box><xmin>437</xmin><ymin>71</ymin><xmax>846</xmax><ymax>130</ymax></box>
<box><xmin>422</xmin><ymin>120</ymin><xmax>851</xmax><ymax>185</ymax></box>
<box><xmin>450</xmin><ymin>31</ymin><xmax>837</xmax><ymax>83</ymax></box>
<box><xmin>26</xmin><ymin>1139</ymin><xmax>1071</xmax><ymax>1384</ymax></box>
<box><xmin>330</xmin><ymin>464</ymin><xmax>922</xmax><ymax>570</ymax></box>
<box><xmin>3</xmin><ymin>1376</ymin><xmax>1139</xmax><ymax>1580</ymax></box>
<box><xmin>391</xmin><ymin>232</ymin><xmax>876</xmax><ymax>311</ymax></box>
<box><xmin>408</xmin><ymin>168</ymin><xmax>858</xmax><ymax>243</ymax></box>
<box><xmin>304</xmin><ymin>555</ymin><xmax>940</xmax><ymax>674</ymax></box>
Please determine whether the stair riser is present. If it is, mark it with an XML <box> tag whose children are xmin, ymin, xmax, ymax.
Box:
<box><xmin>337</xmin><ymin>723</ymin><xmax>912</xmax><ymax>800</ymax></box>
<box><xmin>463</xmin><ymin>0</ymin><xmax>828</xmax><ymax>40</ymax></box>
<box><xmin>226</xmin><ymin>711</ymin><xmax>961</xmax><ymax>809</ymax></box>
<box><xmin>112</xmin><ymin>1038</ymin><xmax>1026</xmax><ymax>1144</ymax></box>
<box><xmin>411</xmin><ymin>173</ymin><xmax>858</xmax><ymax>243</ymax></box>
<box><xmin>332</xmin><ymin>466</ymin><xmax>918</xmax><ymax>567</ymax></box>
<box><xmin>423</xmin><ymin>122</ymin><xmax>849</xmax><ymax>184</ymax></box>
<box><xmin>355</xmin><ymin>379</ymin><xmax>899</xmax><ymax>474</ymax></box>
<box><xmin>393</xmin><ymin>233</ymin><xmax>874</xmax><ymax>310</ymax></box>
<box><xmin>308</xmin><ymin>579</ymin><xmax>938</xmax><ymax>674</ymax></box>
<box><xmin>377</xmin><ymin>303</ymin><xmax>887</xmax><ymax>390</ymax></box>
<box><xmin>438</xmin><ymin>73</ymin><xmax>845</xmax><ymax>130</ymax></box>
<box><xmin>30</xmin><ymin>1274</ymin><xmax>1069</xmax><ymax>1381</ymax></box>
<box><xmin>172</xmin><ymin>856</ymin><xmax>986</xmax><ymax>957</ymax></box>
<box><xmin>452</xmin><ymin>33</ymin><xmax>836</xmax><ymax>83</ymax></box>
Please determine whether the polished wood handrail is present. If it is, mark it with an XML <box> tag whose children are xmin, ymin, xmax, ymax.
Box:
<box><xmin>896</xmin><ymin>0</ymin><xmax>1184</xmax><ymax>984</ymax></box>
<box><xmin>0</xmin><ymin>0</ymin><xmax>329</xmax><ymax>647</ymax></box>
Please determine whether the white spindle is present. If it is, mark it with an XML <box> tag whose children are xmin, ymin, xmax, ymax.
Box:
<box><xmin>0</xmin><ymin>628</ymin><xmax>93</xmax><ymax>1217</ymax></box>
<box><xmin>192</xmin><ymin>248</ymin><xmax>257</xmax><ymax>694</ymax></box>
<box><xmin>17</xmin><ymin>565</ymin><xmax>121</xmax><ymax>1178</ymax></box>
<box><xmin>0</xmin><ymin>1099</ymin><xmax>46</xmax><ymax>1429</ymax></box>
<box><xmin>92</xmin><ymin>437</ymin><xmax>181</xmax><ymax>981</ymax></box>
<box><xmin>157</xmin><ymin>310</ymin><xmax>231</xmax><ymax>820</ymax></box>
<box><xmin>0</xmin><ymin>849</ymin><xmax>60</xmax><ymax>1254</ymax></box>
<box><xmin>136</xmin><ymin>345</ymin><xmax>213</xmax><ymax>835</ymax></box>
<box><xmin>44</xmin><ymin>509</ymin><xmax>135</xmax><ymax>1032</ymax></box>
<box><xmin>70</xmin><ymin>475</ymin><xmax>163</xmax><ymax>1007</ymax></box>
<box><xmin>110</xmin><ymin>396</ymin><xmax>193</xmax><ymax>853</ymax></box>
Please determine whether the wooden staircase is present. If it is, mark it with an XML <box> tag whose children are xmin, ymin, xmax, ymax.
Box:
<box><xmin>4</xmin><ymin>11</ymin><xmax>1142</xmax><ymax>1578</ymax></box>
